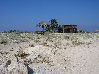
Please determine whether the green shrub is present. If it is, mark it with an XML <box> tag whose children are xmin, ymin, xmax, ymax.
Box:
<box><xmin>17</xmin><ymin>51</ymin><xmax>29</xmax><ymax>59</ymax></box>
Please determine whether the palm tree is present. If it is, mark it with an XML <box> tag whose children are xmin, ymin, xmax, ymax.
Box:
<box><xmin>49</xmin><ymin>19</ymin><xmax>58</xmax><ymax>32</ymax></box>
<box><xmin>45</xmin><ymin>25</ymin><xmax>51</xmax><ymax>32</ymax></box>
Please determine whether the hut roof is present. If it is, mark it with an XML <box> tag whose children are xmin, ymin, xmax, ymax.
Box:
<box><xmin>36</xmin><ymin>20</ymin><xmax>51</xmax><ymax>27</ymax></box>
<box><xmin>63</xmin><ymin>24</ymin><xmax>77</xmax><ymax>26</ymax></box>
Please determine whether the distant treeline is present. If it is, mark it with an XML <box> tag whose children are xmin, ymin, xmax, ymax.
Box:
<box><xmin>1</xmin><ymin>30</ymin><xmax>35</xmax><ymax>33</ymax></box>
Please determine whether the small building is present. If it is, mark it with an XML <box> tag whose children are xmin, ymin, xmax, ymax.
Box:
<box><xmin>35</xmin><ymin>20</ymin><xmax>51</xmax><ymax>35</ymax></box>
<box><xmin>63</xmin><ymin>25</ymin><xmax>77</xmax><ymax>33</ymax></box>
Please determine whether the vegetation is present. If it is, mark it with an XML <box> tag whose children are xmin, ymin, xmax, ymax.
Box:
<box><xmin>9</xmin><ymin>30</ymin><xmax>17</xmax><ymax>33</ymax></box>
<box><xmin>49</xmin><ymin>19</ymin><xmax>58</xmax><ymax>32</ymax></box>
<box><xmin>45</xmin><ymin>25</ymin><xmax>51</xmax><ymax>32</ymax></box>
<box><xmin>0</xmin><ymin>32</ymin><xmax>99</xmax><ymax>48</ymax></box>
<box><xmin>45</xmin><ymin>19</ymin><xmax>63</xmax><ymax>33</ymax></box>
<box><xmin>57</xmin><ymin>25</ymin><xmax>63</xmax><ymax>33</ymax></box>
<box><xmin>77</xmin><ymin>30</ymin><xmax>90</xmax><ymax>33</ymax></box>
<box><xmin>16</xmin><ymin>50</ymin><xmax>29</xmax><ymax>59</ymax></box>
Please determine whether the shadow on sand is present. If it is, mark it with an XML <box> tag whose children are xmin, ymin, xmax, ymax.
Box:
<box><xmin>24</xmin><ymin>64</ymin><xmax>34</xmax><ymax>74</ymax></box>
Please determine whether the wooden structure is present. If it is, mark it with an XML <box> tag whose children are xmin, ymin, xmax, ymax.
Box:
<box><xmin>63</xmin><ymin>25</ymin><xmax>77</xmax><ymax>33</ymax></box>
<box><xmin>36</xmin><ymin>20</ymin><xmax>51</xmax><ymax>35</ymax></box>
<box><xmin>35</xmin><ymin>31</ymin><xmax>44</xmax><ymax>35</ymax></box>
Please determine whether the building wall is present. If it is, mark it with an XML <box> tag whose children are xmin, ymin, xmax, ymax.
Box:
<box><xmin>63</xmin><ymin>25</ymin><xmax>77</xmax><ymax>33</ymax></box>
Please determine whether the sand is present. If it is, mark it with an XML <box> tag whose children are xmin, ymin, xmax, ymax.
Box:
<box><xmin>0</xmin><ymin>33</ymin><xmax>99</xmax><ymax>74</ymax></box>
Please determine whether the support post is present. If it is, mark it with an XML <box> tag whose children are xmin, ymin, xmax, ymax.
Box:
<box><xmin>75</xmin><ymin>28</ymin><xmax>77</xmax><ymax>33</ymax></box>
<box><xmin>71</xmin><ymin>28</ymin><xmax>73</xmax><ymax>33</ymax></box>
<box><xmin>63</xmin><ymin>25</ymin><xmax>64</xmax><ymax>33</ymax></box>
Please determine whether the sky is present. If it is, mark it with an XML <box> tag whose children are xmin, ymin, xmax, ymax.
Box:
<box><xmin>0</xmin><ymin>0</ymin><xmax>99</xmax><ymax>32</ymax></box>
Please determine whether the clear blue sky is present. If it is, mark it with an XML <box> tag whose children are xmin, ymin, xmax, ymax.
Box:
<box><xmin>0</xmin><ymin>0</ymin><xmax>99</xmax><ymax>32</ymax></box>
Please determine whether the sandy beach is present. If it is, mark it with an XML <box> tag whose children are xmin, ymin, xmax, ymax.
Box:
<box><xmin>0</xmin><ymin>32</ymin><xmax>99</xmax><ymax>74</ymax></box>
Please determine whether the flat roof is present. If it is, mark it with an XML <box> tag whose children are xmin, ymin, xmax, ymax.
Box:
<box><xmin>63</xmin><ymin>25</ymin><xmax>77</xmax><ymax>26</ymax></box>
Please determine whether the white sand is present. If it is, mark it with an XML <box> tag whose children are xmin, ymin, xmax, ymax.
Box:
<box><xmin>0</xmin><ymin>33</ymin><xmax>99</xmax><ymax>74</ymax></box>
